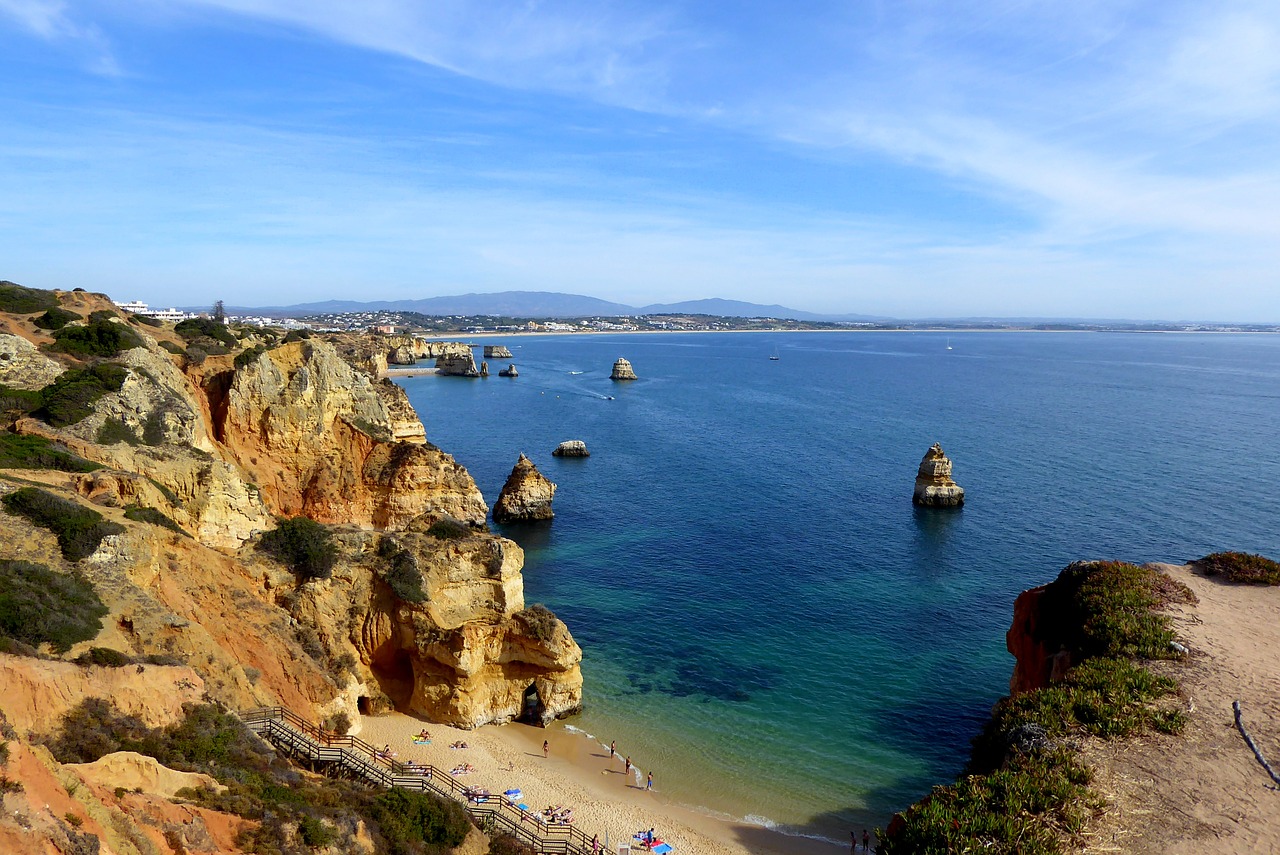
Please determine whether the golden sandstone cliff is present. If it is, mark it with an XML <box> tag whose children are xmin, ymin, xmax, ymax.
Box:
<box><xmin>0</xmin><ymin>284</ymin><xmax>583</xmax><ymax>853</ymax></box>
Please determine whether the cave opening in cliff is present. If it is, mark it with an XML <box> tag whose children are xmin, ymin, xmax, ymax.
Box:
<box><xmin>517</xmin><ymin>682</ymin><xmax>545</xmax><ymax>726</ymax></box>
<box><xmin>369</xmin><ymin>646</ymin><xmax>415</xmax><ymax>710</ymax></box>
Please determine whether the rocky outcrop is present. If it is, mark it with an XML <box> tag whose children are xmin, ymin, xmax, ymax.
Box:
<box><xmin>552</xmin><ymin>440</ymin><xmax>589</xmax><ymax>457</ymax></box>
<box><xmin>68</xmin><ymin>751</ymin><xmax>224</xmax><ymax>798</ymax></box>
<box><xmin>0</xmin><ymin>332</ymin><xmax>64</xmax><ymax>388</ymax></box>
<box><xmin>287</xmin><ymin>528</ymin><xmax>583</xmax><ymax>728</ymax></box>
<box><xmin>484</xmin><ymin>345</ymin><xmax>513</xmax><ymax>359</ymax></box>
<box><xmin>479</xmin><ymin>361</ymin><xmax>489</xmax><ymax>377</ymax></box>
<box><xmin>493</xmin><ymin>454</ymin><xmax>556</xmax><ymax>523</ymax></box>
<box><xmin>215</xmin><ymin>339</ymin><xmax>488</xmax><ymax>529</ymax></box>
<box><xmin>389</xmin><ymin>343</ymin><xmax>416</xmax><ymax>365</ymax></box>
<box><xmin>1006</xmin><ymin>585</ymin><xmax>1074</xmax><ymax>695</ymax></box>
<box><xmin>498</xmin><ymin>364</ymin><xmax>518</xmax><ymax>377</ymax></box>
<box><xmin>912</xmin><ymin>442</ymin><xmax>965</xmax><ymax>507</ymax></box>
<box><xmin>437</xmin><ymin>350</ymin><xmax>481</xmax><ymax>377</ymax></box>
<box><xmin>610</xmin><ymin>357</ymin><xmax>637</xmax><ymax>380</ymax></box>
<box><xmin>0</xmin><ymin>655</ymin><xmax>206</xmax><ymax>737</ymax></box>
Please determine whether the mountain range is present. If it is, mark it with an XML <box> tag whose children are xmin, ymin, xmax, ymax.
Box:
<box><xmin>208</xmin><ymin>291</ymin><xmax>886</xmax><ymax>322</ymax></box>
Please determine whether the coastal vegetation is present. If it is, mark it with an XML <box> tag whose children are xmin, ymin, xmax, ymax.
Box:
<box><xmin>0</xmin><ymin>280</ymin><xmax>58</xmax><ymax>314</ymax></box>
<box><xmin>123</xmin><ymin>504</ymin><xmax>189</xmax><ymax>536</ymax></box>
<box><xmin>40</xmin><ymin>698</ymin><xmax>474</xmax><ymax>855</ymax></box>
<box><xmin>48</xmin><ymin>311</ymin><xmax>144</xmax><ymax>358</ymax></box>
<box><xmin>880</xmin><ymin>561</ymin><xmax>1192</xmax><ymax>855</ymax></box>
<box><xmin>516</xmin><ymin>604</ymin><xmax>561</xmax><ymax>644</ymax></box>
<box><xmin>32</xmin><ymin>306</ymin><xmax>82</xmax><ymax>330</ymax></box>
<box><xmin>378</xmin><ymin>536</ymin><xmax>427</xmax><ymax>603</ymax></box>
<box><xmin>2</xmin><ymin>486</ymin><xmax>125</xmax><ymax>561</ymax></box>
<box><xmin>259</xmin><ymin>515</ymin><xmax>336</xmax><ymax>581</ymax></box>
<box><xmin>175</xmin><ymin>316</ymin><xmax>237</xmax><ymax>349</ymax></box>
<box><xmin>0</xmin><ymin>559</ymin><xmax>108</xmax><ymax>652</ymax></box>
<box><xmin>1196</xmin><ymin>551</ymin><xmax>1280</xmax><ymax>585</ymax></box>
<box><xmin>96</xmin><ymin>416</ymin><xmax>141</xmax><ymax>445</ymax></box>
<box><xmin>0</xmin><ymin>432</ymin><xmax>101</xmax><ymax>472</ymax></box>
<box><xmin>36</xmin><ymin>362</ymin><xmax>129</xmax><ymax>426</ymax></box>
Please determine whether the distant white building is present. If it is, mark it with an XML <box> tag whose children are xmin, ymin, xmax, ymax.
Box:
<box><xmin>112</xmin><ymin>299</ymin><xmax>193</xmax><ymax>323</ymax></box>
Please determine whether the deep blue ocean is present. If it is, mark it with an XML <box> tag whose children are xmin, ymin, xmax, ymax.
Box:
<box><xmin>397</xmin><ymin>331</ymin><xmax>1280</xmax><ymax>841</ymax></box>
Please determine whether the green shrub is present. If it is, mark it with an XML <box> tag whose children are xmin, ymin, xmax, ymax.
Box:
<box><xmin>368</xmin><ymin>787</ymin><xmax>471</xmax><ymax>853</ymax></box>
<box><xmin>298</xmin><ymin>815</ymin><xmax>334</xmax><ymax>848</ymax></box>
<box><xmin>0</xmin><ymin>432</ymin><xmax>101</xmax><ymax>472</ymax></box>
<box><xmin>233</xmin><ymin>344</ymin><xmax>267</xmax><ymax>370</ymax></box>
<box><xmin>97</xmin><ymin>417</ymin><xmax>140</xmax><ymax>446</ymax></box>
<box><xmin>33</xmin><ymin>307</ymin><xmax>82</xmax><ymax>331</ymax></box>
<box><xmin>425</xmin><ymin>516</ymin><xmax>470</xmax><ymax>541</ymax></box>
<box><xmin>0</xmin><ymin>281</ymin><xmax>58</xmax><ymax>314</ymax></box>
<box><xmin>74</xmin><ymin>647</ymin><xmax>133</xmax><ymax>668</ymax></box>
<box><xmin>49</xmin><ymin>315</ymin><xmax>144</xmax><ymax>358</ymax></box>
<box><xmin>516</xmin><ymin>604</ymin><xmax>560</xmax><ymax>643</ymax></box>
<box><xmin>488</xmin><ymin>834</ymin><xmax>539</xmax><ymax>855</ymax></box>
<box><xmin>158</xmin><ymin>340</ymin><xmax>185</xmax><ymax>356</ymax></box>
<box><xmin>130</xmin><ymin>314</ymin><xmax>163</xmax><ymax>327</ymax></box>
<box><xmin>0</xmin><ymin>384</ymin><xmax>44</xmax><ymax>416</ymax></box>
<box><xmin>377</xmin><ymin>537</ymin><xmax>426</xmax><ymax>603</ymax></box>
<box><xmin>283</xmin><ymin>329</ymin><xmax>312</xmax><ymax>343</ymax></box>
<box><xmin>2</xmin><ymin>486</ymin><xmax>125</xmax><ymax>561</ymax></box>
<box><xmin>36</xmin><ymin>362</ymin><xmax>129</xmax><ymax>427</ymax></box>
<box><xmin>141</xmin><ymin>411</ymin><xmax>167</xmax><ymax>446</ymax></box>
<box><xmin>175</xmin><ymin>317</ymin><xmax>236</xmax><ymax>348</ymax></box>
<box><xmin>1197</xmin><ymin>551</ymin><xmax>1280</xmax><ymax>585</ymax></box>
<box><xmin>258</xmin><ymin>516</ymin><xmax>335</xmax><ymax>581</ymax></box>
<box><xmin>147</xmin><ymin>477</ymin><xmax>181</xmax><ymax>506</ymax></box>
<box><xmin>322</xmin><ymin>712</ymin><xmax>352</xmax><ymax>736</ymax></box>
<box><xmin>0</xmin><ymin>559</ymin><xmax>107</xmax><ymax>652</ymax></box>
<box><xmin>124</xmin><ymin>505</ymin><xmax>189</xmax><ymax>537</ymax></box>
<box><xmin>1036</xmin><ymin>561</ymin><xmax>1186</xmax><ymax>661</ymax></box>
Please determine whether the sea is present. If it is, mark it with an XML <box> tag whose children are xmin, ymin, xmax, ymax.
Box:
<box><xmin>395</xmin><ymin>330</ymin><xmax>1280</xmax><ymax>843</ymax></box>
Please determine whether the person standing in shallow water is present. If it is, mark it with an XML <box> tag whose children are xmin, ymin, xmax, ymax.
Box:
<box><xmin>862</xmin><ymin>829</ymin><xmax>871</xmax><ymax>851</ymax></box>
<box><xmin>624</xmin><ymin>756</ymin><xmax>631</xmax><ymax>778</ymax></box>
<box><xmin>609</xmin><ymin>740</ymin><xmax>616</xmax><ymax>759</ymax></box>
<box><xmin>646</xmin><ymin>771</ymin><xmax>653</xmax><ymax>791</ymax></box>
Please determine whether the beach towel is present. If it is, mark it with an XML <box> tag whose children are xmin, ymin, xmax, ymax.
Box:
<box><xmin>652</xmin><ymin>843</ymin><xmax>672</xmax><ymax>854</ymax></box>
<box><xmin>504</xmin><ymin>788</ymin><xmax>522</xmax><ymax>798</ymax></box>
<box><xmin>412</xmin><ymin>738</ymin><xmax>430</xmax><ymax>744</ymax></box>
<box><xmin>517</xmin><ymin>803</ymin><xmax>530</xmax><ymax>812</ymax></box>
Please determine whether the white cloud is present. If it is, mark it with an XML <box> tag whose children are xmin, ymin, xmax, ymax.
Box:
<box><xmin>0</xmin><ymin>0</ymin><xmax>120</xmax><ymax>73</ymax></box>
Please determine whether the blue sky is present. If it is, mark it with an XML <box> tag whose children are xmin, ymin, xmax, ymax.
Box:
<box><xmin>1</xmin><ymin>1</ymin><xmax>1278</xmax><ymax>320</ymax></box>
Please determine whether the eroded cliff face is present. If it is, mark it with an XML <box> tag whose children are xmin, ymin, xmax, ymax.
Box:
<box><xmin>211</xmin><ymin>340</ymin><xmax>488</xmax><ymax>529</ymax></box>
<box><xmin>0</xmin><ymin>285</ymin><xmax>583</xmax><ymax>765</ymax></box>
<box><xmin>283</xmin><ymin>528</ymin><xmax>582</xmax><ymax>729</ymax></box>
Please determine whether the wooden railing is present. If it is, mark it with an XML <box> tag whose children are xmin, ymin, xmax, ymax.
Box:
<box><xmin>240</xmin><ymin>707</ymin><xmax>602</xmax><ymax>855</ymax></box>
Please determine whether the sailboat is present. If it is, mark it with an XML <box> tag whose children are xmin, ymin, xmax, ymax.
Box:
<box><xmin>946</xmin><ymin>337</ymin><xmax>953</xmax><ymax>351</ymax></box>
<box><xmin>769</xmin><ymin>346</ymin><xmax>780</xmax><ymax>361</ymax></box>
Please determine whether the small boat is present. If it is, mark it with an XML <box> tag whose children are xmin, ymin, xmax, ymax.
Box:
<box><xmin>769</xmin><ymin>347</ymin><xmax>780</xmax><ymax>361</ymax></box>
<box><xmin>946</xmin><ymin>338</ymin><xmax>953</xmax><ymax>351</ymax></box>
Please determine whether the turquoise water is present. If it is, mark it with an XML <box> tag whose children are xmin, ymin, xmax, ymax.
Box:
<box><xmin>397</xmin><ymin>331</ymin><xmax>1280</xmax><ymax>840</ymax></box>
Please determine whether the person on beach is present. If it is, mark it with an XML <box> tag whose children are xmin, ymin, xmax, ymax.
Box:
<box><xmin>850</xmin><ymin>831</ymin><xmax>857</xmax><ymax>853</ymax></box>
<box><xmin>592</xmin><ymin>834</ymin><xmax>600</xmax><ymax>853</ymax></box>
<box><xmin>646</xmin><ymin>771</ymin><xmax>653</xmax><ymax>791</ymax></box>
<box><xmin>863</xmin><ymin>829</ymin><xmax>871</xmax><ymax>851</ymax></box>
<box><xmin>543</xmin><ymin>740</ymin><xmax>549</xmax><ymax>758</ymax></box>
<box><xmin>609</xmin><ymin>740</ymin><xmax>616</xmax><ymax>759</ymax></box>
<box><xmin>624</xmin><ymin>756</ymin><xmax>631</xmax><ymax>778</ymax></box>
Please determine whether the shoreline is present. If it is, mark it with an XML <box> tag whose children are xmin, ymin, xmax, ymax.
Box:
<box><xmin>356</xmin><ymin>711</ymin><xmax>848</xmax><ymax>855</ymax></box>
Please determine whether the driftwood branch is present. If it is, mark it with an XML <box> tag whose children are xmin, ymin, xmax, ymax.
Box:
<box><xmin>1233</xmin><ymin>700</ymin><xmax>1280</xmax><ymax>787</ymax></box>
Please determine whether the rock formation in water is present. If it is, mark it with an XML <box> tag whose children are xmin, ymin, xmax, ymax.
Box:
<box><xmin>552</xmin><ymin>440</ymin><xmax>590</xmax><ymax>457</ymax></box>
<box><xmin>610</xmin><ymin>357</ymin><xmax>637</xmax><ymax>380</ymax></box>
<box><xmin>0</xmin><ymin>282</ymin><xmax>582</xmax><ymax>739</ymax></box>
<box><xmin>493</xmin><ymin>454</ymin><xmax>557</xmax><ymax>523</ymax></box>
<box><xmin>484</xmin><ymin>345</ymin><xmax>513</xmax><ymax>358</ymax></box>
<box><xmin>388</xmin><ymin>343</ymin><xmax>416</xmax><ymax>365</ymax></box>
<box><xmin>498</xmin><ymin>363</ymin><xmax>518</xmax><ymax>377</ymax></box>
<box><xmin>479</xmin><ymin>360</ymin><xmax>489</xmax><ymax>377</ymax></box>
<box><xmin>912</xmin><ymin>442</ymin><xmax>965</xmax><ymax>507</ymax></box>
<box><xmin>436</xmin><ymin>350</ymin><xmax>481</xmax><ymax>377</ymax></box>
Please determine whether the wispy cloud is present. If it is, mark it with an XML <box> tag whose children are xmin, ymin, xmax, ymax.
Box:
<box><xmin>0</xmin><ymin>0</ymin><xmax>120</xmax><ymax>73</ymax></box>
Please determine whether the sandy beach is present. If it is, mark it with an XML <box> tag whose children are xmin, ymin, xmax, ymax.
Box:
<box><xmin>356</xmin><ymin>712</ymin><xmax>849</xmax><ymax>855</ymax></box>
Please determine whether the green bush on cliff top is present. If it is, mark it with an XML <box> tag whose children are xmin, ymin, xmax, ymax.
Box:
<box><xmin>0</xmin><ymin>559</ymin><xmax>107</xmax><ymax>652</ymax></box>
<box><xmin>1197</xmin><ymin>551</ymin><xmax>1280</xmax><ymax>585</ymax></box>
<box><xmin>33</xmin><ymin>306</ymin><xmax>82</xmax><ymax>331</ymax></box>
<box><xmin>2</xmin><ymin>486</ymin><xmax>125</xmax><ymax>561</ymax></box>
<box><xmin>0</xmin><ymin>281</ymin><xmax>58</xmax><ymax>314</ymax></box>
<box><xmin>259</xmin><ymin>515</ymin><xmax>335</xmax><ymax>581</ymax></box>
<box><xmin>49</xmin><ymin>313</ymin><xmax>144</xmax><ymax>358</ymax></box>
<box><xmin>36</xmin><ymin>362</ymin><xmax>129</xmax><ymax>427</ymax></box>
<box><xmin>880</xmin><ymin>562</ymin><xmax>1190</xmax><ymax>855</ymax></box>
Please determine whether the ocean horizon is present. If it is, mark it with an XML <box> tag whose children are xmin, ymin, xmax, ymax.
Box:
<box><xmin>397</xmin><ymin>330</ymin><xmax>1279</xmax><ymax>840</ymax></box>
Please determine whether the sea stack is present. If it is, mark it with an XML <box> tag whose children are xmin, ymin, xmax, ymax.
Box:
<box><xmin>498</xmin><ymin>363</ymin><xmax>518</xmax><ymax>377</ymax></box>
<box><xmin>552</xmin><ymin>440</ymin><xmax>590</xmax><ymax>458</ymax></box>
<box><xmin>484</xmin><ymin>345</ymin><xmax>514</xmax><ymax>358</ymax></box>
<box><xmin>912</xmin><ymin>442</ymin><xmax>965</xmax><ymax>507</ymax></box>
<box><xmin>479</xmin><ymin>361</ymin><xmax>489</xmax><ymax>377</ymax></box>
<box><xmin>610</xmin><ymin>357</ymin><xmax>637</xmax><ymax>381</ymax></box>
<box><xmin>493</xmin><ymin>454</ymin><xmax>557</xmax><ymax>523</ymax></box>
<box><xmin>435</xmin><ymin>350</ymin><xmax>481</xmax><ymax>377</ymax></box>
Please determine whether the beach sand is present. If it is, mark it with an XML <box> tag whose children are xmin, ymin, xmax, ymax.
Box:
<box><xmin>356</xmin><ymin>713</ymin><xmax>849</xmax><ymax>855</ymax></box>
